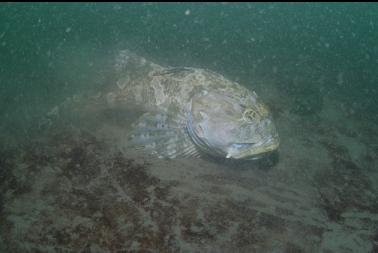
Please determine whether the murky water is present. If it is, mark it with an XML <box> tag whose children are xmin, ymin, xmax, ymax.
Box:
<box><xmin>0</xmin><ymin>3</ymin><xmax>377</xmax><ymax>253</ymax></box>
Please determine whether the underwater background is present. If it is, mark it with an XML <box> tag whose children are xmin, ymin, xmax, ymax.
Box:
<box><xmin>0</xmin><ymin>3</ymin><xmax>377</xmax><ymax>253</ymax></box>
<box><xmin>1</xmin><ymin>2</ymin><xmax>378</xmax><ymax>142</ymax></box>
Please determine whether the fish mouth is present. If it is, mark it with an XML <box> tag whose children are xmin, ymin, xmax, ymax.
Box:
<box><xmin>226</xmin><ymin>138</ymin><xmax>280</xmax><ymax>159</ymax></box>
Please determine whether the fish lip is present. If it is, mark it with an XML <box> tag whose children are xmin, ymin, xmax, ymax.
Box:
<box><xmin>227</xmin><ymin>138</ymin><xmax>280</xmax><ymax>159</ymax></box>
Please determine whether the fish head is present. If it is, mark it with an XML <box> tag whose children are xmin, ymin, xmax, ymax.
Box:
<box><xmin>187</xmin><ymin>90</ymin><xmax>279</xmax><ymax>160</ymax></box>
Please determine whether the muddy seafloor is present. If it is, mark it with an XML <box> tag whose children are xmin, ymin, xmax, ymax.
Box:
<box><xmin>0</xmin><ymin>78</ymin><xmax>378</xmax><ymax>253</ymax></box>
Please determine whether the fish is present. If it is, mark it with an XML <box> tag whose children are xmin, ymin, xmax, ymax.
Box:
<box><xmin>106</xmin><ymin>49</ymin><xmax>279</xmax><ymax>160</ymax></box>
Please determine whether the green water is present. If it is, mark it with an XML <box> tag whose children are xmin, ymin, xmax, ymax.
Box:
<box><xmin>1</xmin><ymin>3</ymin><xmax>378</xmax><ymax>142</ymax></box>
<box><xmin>1</xmin><ymin>3</ymin><xmax>378</xmax><ymax>252</ymax></box>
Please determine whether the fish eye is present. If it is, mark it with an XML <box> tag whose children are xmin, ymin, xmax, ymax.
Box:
<box><xmin>242</xmin><ymin>108</ymin><xmax>261</xmax><ymax>123</ymax></box>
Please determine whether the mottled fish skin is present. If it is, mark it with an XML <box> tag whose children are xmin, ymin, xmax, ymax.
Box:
<box><xmin>110</xmin><ymin>50</ymin><xmax>279</xmax><ymax>159</ymax></box>
<box><xmin>112</xmin><ymin>50</ymin><xmax>258</xmax><ymax>115</ymax></box>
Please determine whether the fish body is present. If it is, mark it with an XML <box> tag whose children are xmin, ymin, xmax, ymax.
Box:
<box><xmin>109</xmin><ymin>50</ymin><xmax>279</xmax><ymax>159</ymax></box>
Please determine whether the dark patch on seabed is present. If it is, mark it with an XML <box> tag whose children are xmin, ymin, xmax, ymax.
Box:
<box><xmin>0</xmin><ymin>128</ymin><xmax>176</xmax><ymax>252</ymax></box>
<box><xmin>316</xmin><ymin>140</ymin><xmax>377</xmax><ymax>222</ymax></box>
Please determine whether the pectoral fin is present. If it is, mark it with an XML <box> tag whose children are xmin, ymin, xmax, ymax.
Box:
<box><xmin>128</xmin><ymin>111</ymin><xmax>201</xmax><ymax>159</ymax></box>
